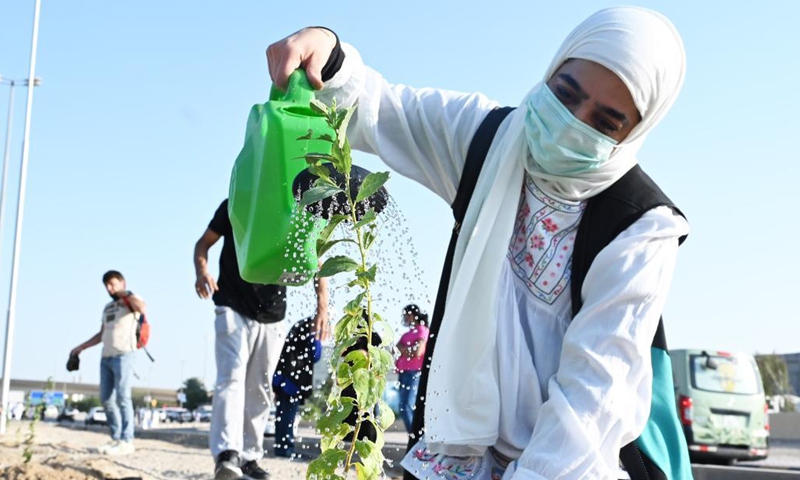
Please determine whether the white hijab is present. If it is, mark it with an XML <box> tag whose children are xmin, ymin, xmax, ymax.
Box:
<box><xmin>425</xmin><ymin>6</ymin><xmax>687</xmax><ymax>455</ymax></box>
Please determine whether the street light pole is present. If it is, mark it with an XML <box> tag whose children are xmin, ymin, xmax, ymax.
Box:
<box><xmin>0</xmin><ymin>78</ymin><xmax>40</xmax><ymax>266</ymax></box>
<box><xmin>0</xmin><ymin>80</ymin><xmax>17</xmax><ymax>251</ymax></box>
<box><xmin>0</xmin><ymin>0</ymin><xmax>43</xmax><ymax>435</ymax></box>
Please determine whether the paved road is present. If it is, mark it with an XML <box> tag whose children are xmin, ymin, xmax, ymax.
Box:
<box><xmin>86</xmin><ymin>421</ymin><xmax>800</xmax><ymax>478</ymax></box>
<box><xmin>738</xmin><ymin>440</ymin><xmax>800</xmax><ymax>470</ymax></box>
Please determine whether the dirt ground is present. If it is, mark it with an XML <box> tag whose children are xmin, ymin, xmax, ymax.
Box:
<box><xmin>0</xmin><ymin>421</ymin><xmax>310</xmax><ymax>480</ymax></box>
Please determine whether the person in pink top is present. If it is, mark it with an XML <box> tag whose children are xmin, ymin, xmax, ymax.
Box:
<box><xmin>395</xmin><ymin>304</ymin><xmax>430</xmax><ymax>432</ymax></box>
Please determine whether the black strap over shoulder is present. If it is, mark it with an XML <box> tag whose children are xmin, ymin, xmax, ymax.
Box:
<box><xmin>451</xmin><ymin>107</ymin><xmax>516</xmax><ymax>225</ymax></box>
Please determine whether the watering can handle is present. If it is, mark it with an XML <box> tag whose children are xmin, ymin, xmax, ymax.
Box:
<box><xmin>269</xmin><ymin>69</ymin><xmax>315</xmax><ymax>104</ymax></box>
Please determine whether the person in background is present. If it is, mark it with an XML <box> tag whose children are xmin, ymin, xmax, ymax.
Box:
<box><xmin>272</xmin><ymin>315</ymin><xmax>323</xmax><ymax>458</ymax></box>
<box><xmin>70</xmin><ymin>270</ymin><xmax>146</xmax><ymax>456</ymax></box>
<box><xmin>395</xmin><ymin>304</ymin><xmax>429</xmax><ymax>433</ymax></box>
<box><xmin>194</xmin><ymin>199</ymin><xmax>329</xmax><ymax>480</ymax></box>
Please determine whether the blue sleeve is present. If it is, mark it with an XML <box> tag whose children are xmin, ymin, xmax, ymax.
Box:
<box><xmin>312</xmin><ymin>339</ymin><xmax>323</xmax><ymax>363</ymax></box>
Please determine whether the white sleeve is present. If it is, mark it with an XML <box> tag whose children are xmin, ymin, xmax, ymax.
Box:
<box><xmin>316</xmin><ymin>43</ymin><xmax>500</xmax><ymax>204</ymax></box>
<box><xmin>511</xmin><ymin>206</ymin><xmax>690</xmax><ymax>480</ymax></box>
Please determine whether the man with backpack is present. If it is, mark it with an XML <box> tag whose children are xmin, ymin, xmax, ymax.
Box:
<box><xmin>70</xmin><ymin>270</ymin><xmax>146</xmax><ymax>456</ymax></box>
<box><xmin>194</xmin><ymin>199</ymin><xmax>329</xmax><ymax>480</ymax></box>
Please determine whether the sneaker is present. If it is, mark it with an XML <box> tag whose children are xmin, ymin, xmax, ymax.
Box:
<box><xmin>97</xmin><ymin>440</ymin><xmax>119</xmax><ymax>454</ymax></box>
<box><xmin>214</xmin><ymin>450</ymin><xmax>243</xmax><ymax>480</ymax></box>
<box><xmin>241</xmin><ymin>460</ymin><xmax>270</xmax><ymax>480</ymax></box>
<box><xmin>105</xmin><ymin>440</ymin><xmax>135</xmax><ymax>456</ymax></box>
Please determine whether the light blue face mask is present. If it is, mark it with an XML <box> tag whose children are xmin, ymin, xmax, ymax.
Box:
<box><xmin>525</xmin><ymin>83</ymin><xmax>619</xmax><ymax>176</ymax></box>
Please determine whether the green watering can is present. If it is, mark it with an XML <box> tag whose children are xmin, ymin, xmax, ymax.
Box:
<box><xmin>228</xmin><ymin>70</ymin><xmax>334</xmax><ymax>286</ymax></box>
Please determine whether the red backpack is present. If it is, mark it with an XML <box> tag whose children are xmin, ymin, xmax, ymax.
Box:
<box><xmin>122</xmin><ymin>296</ymin><xmax>154</xmax><ymax>361</ymax></box>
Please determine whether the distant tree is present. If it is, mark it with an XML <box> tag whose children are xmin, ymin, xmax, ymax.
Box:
<box><xmin>132</xmin><ymin>392</ymin><xmax>149</xmax><ymax>409</ymax></box>
<box><xmin>181</xmin><ymin>377</ymin><xmax>210</xmax><ymax>411</ymax></box>
<box><xmin>756</xmin><ymin>354</ymin><xmax>793</xmax><ymax>396</ymax></box>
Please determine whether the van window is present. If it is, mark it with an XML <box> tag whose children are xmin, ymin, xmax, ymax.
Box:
<box><xmin>690</xmin><ymin>354</ymin><xmax>762</xmax><ymax>395</ymax></box>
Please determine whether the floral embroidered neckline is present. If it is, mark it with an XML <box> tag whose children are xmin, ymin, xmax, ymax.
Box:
<box><xmin>507</xmin><ymin>175</ymin><xmax>586</xmax><ymax>305</ymax></box>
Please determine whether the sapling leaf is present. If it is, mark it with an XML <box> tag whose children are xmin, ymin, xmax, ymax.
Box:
<box><xmin>368</xmin><ymin>346</ymin><xmax>393</xmax><ymax>375</ymax></box>
<box><xmin>354</xmin><ymin>210</ymin><xmax>377</xmax><ymax>229</ymax></box>
<box><xmin>307</xmin><ymin>450</ymin><xmax>347</xmax><ymax>480</ymax></box>
<box><xmin>318</xmin><ymin>214</ymin><xmax>349</xmax><ymax>244</ymax></box>
<box><xmin>319</xmin><ymin>255</ymin><xmax>359</xmax><ymax>277</ymax></box>
<box><xmin>342</xmin><ymin>137</ymin><xmax>352</xmax><ymax>174</ymax></box>
<box><xmin>316</xmin><ymin>397</ymin><xmax>355</xmax><ymax>436</ymax></box>
<box><xmin>344</xmin><ymin>349</ymin><xmax>369</xmax><ymax>371</ymax></box>
<box><xmin>331</xmin><ymin>336</ymin><xmax>359</xmax><ymax>361</ymax></box>
<box><xmin>356</xmin><ymin>265</ymin><xmax>378</xmax><ymax>283</ymax></box>
<box><xmin>320</xmin><ymin>423</ymin><xmax>352</xmax><ymax>452</ymax></box>
<box><xmin>355</xmin><ymin>172</ymin><xmax>390</xmax><ymax>203</ymax></box>
<box><xmin>309</xmin><ymin>163</ymin><xmax>333</xmax><ymax>182</ymax></box>
<box><xmin>301</xmin><ymin>184</ymin><xmax>343</xmax><ymax>207</ymax></box>
<box><xmin>334</xmin><ymin>314</ymin><xmax>361</xmax><ymax>344</ymax></box>
<box><xmin>310</xmin><ymin>99</ymin><xmax>329</xmax><ymax>115</ymax></box>
<box><xmin>344</xmin><ymin>293</ymin><xmax>366</xmax><ymax>316</ymax></box>
<box><xmin>317</xmin><ymin>238</ymin><xmax>357</xmax><ymax>257</ymax></box>
<box><xmin>329</xmin><ymin>142</ymin><xmax>346</xmax><ymax>172</ymax></box>
<box><xmin>377</xmin><ymin>399</ymin><xmax>395</xmax><ymax>430</ymax></box>
<box><xmin>352</xmin><ymin>369</ymin><xmax>371</xmax><ymax>407</ymax></box>
<box><xmin>368</xmin><ymin>376</ymin><xmax>386</xmax><ymax>409</ymax></box>
<box><xmin>355</xmin><ymin>439</ymin><xmax>382</xmax><ymax>480</ymax></box>
<box><xmin>336</xmin><ymin>107</ymin><xmax>356</xmax><ymax>148</ymax></box>
<box><xmin>363</xmin><ymin>228</ymin><xmax>377</xmax><ymax>251</ymax></box>
<box><xmin>302</xmin><ymin>153</ymin><xmax>336</xmax><ymax>164</ymax></box>
<box><xmin>337</xmin><ymin>362</ymin><xmax>354</xmax><ymax>386</ymax></box>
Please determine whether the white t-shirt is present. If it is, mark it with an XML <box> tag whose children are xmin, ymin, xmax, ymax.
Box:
<box><xmin>101</xmin><ymin>298</ymin><xmax>139</xmax><ymax>357</ymax></box>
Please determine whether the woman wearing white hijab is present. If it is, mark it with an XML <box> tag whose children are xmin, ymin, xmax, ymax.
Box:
<box><xmin>267</xmin><ymin>6</ymin><xmax>691</xmax><ymax>480</ymax></box>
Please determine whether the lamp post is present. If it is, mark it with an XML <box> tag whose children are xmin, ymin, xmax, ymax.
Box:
<box><xmin>0</xmin><ymin>0</ymin><xmax>43</xmax><ymax>436</ymax></box>
<box><xmin>0</xmin><ymin>77</ymin><xmax>41</xmax><ymax>263</ymax></box>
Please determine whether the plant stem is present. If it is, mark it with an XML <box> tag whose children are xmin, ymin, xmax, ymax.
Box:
<box><xmin>341</xmin><ymin>167</ymin><xmax>377</xmax><ymax>473</ymax></box>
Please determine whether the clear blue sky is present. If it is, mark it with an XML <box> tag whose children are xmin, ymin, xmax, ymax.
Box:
<box><xmin>1</xmin><ymin>0</ymin><xmax>798</xmax><ymax>393</ymax></box>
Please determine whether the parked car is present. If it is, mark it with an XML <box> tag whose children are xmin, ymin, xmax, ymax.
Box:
<box><xmin>85</xmin><ymin>407</ymin><xmax>107</xmax><ymax>426</ymax></box>
<box><xmin>162</xmin><ymin>407</ymin><xmax>193</xmax><ymax>423</ymax></box>
<box><xmin>57</xmin><ymin>407</ymin><xmax>80</xmax><ymax>422</ymax></box>
<box><xmin>195</xmin><ymin>404</ymin><xmax>212</xmax><ymax>422</ymax></box>
<box><xmin>670</xmin><ymin>349</ymin><xmax>769</xmax><ymax>464</ymax></box>
<box><xmin>43</xmin><ymin>405</ymin><xmax>59</xmax><ymax>420</ymax></box>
